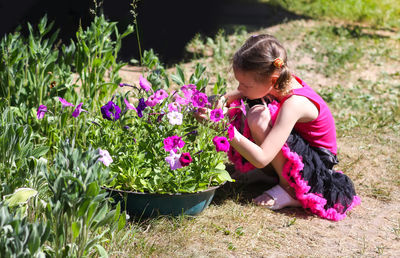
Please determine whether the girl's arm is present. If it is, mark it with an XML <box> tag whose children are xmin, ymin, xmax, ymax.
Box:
<box><xmin>229</xmin><ymin>96</ymin><xmax>312</xmax><ymax>168</ymax></box>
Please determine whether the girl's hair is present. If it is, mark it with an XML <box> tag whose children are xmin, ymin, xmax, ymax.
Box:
<box><xmin>232</xmin><ymin>34</ymin><xmax>291</xmax><ymax>95</ymax></box>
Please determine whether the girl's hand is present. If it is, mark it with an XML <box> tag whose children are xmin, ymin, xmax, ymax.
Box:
<box><xmin>224</xmin><ymin>89</ymin><xmax>243</xmax><ymax>106</ymax></box>
<box><xmin>194</xmin><ymin>107</ymin><xmax>210</xmax><ymax>122</ymax></box>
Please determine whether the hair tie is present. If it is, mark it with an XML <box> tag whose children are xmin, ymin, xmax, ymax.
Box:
<box><xmin>273</xmin><ymin>57</ymin><xmax>284</xmax><ymax>69</ymax></box>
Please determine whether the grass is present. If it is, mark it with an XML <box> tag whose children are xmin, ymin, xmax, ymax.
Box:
<box><xmin>104</xmin><ymin>16</ymin><xmax>400</xmax><ymax>256</ymax></box>
<box><xmin>261</xmin><ymin>0</ymin><xmax>400</xmax><ymax>29</ymax></box>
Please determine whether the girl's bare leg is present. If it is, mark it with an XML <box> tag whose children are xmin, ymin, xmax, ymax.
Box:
<box><xmin>246</xmin><ymin>104</ymin><xmax>296</xmax><ymax>206</ymax></box>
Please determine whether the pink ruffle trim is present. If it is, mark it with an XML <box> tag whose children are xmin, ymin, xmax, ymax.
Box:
<box><xmin>228</xmin><ymin>99</ymin><xmax>361</xmax><ymax>221</ymax></box>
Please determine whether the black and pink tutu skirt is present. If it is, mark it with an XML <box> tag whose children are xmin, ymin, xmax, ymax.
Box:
<box><xmin>227</xmin><ymin>100</ymin><xmax>361</xmax><ymax>221</ymax></box>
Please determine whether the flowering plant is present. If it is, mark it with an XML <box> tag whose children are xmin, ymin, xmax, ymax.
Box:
<box><xmin>87</xmin><ymin>75</ymin><xmax>233</xmax><ymax>194</ymax></box>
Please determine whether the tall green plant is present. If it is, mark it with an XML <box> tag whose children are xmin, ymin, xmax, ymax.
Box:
<box><xmin>0</xmin><ymin>204</ymin><xmax>50</xmax><ymax>257</ymax></box>
<box><xmin>0</xmin><ymin>15</ymin><xmax>74</xmax><ymax>110</ymax></box>
<box><xmin>73</xmin><ymin>14</ymin><xmax>133</xmax><ymax>109</ymax></box>
<box><xmin>43</xmin><ymin>140</ymin><xmax>125</xmax><ymax>257</ymax></box>
<box><xmin>0</xmin><ymin>104</ymin><xmax>49</xmax><ymax>196</ymax></box>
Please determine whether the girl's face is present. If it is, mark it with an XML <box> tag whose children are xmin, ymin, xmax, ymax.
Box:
<box><xmin>234</xmin><ymin>69</ymin><xmax>276</xmax><ymax>100</ymax></box>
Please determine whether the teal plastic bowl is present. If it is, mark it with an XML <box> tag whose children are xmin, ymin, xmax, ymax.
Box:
<box><xmin>105</xmin><ymin>185</ymin><xmax>221</xmax><ymax>218</ymax></box>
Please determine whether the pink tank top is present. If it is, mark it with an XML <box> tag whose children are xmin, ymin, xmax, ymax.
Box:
<box><xmin>281</xmin><ymin>76</ymin><xmax>337</xmax><ymax>154</ymax></box>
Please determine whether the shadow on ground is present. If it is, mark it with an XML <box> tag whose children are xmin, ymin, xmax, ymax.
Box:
<box><xmin>0</xmin><ymin>0</ymin><xmax>308</xmax><ymax>65</ymax></box>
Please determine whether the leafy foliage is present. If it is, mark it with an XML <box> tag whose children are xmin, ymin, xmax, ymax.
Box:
<box><xmin>43</xmin><ymin>140</ymin><xmax>125</xmax><ymax>257</ymax></box>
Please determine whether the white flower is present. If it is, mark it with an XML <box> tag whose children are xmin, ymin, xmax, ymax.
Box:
<box><xmin>98</xmin><ymin>148</ymin><xmax>113</xmax><ymax>166</ymax></box>
<box><xmin>167</xmin><ymin>111</ymin><xmax>183</xmax><ymax>125</ymax></box>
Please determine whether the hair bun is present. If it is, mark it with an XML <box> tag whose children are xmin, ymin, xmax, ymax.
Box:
<box><xmin>273</xmin><ymin>57</ymin><xmax>284</xmax><ymax>68</ymax></box>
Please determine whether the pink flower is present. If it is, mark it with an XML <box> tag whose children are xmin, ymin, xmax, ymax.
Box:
<box><xmin>168</xmin><ymin>102</ymin><xmax>181</xmax><ymax>112</ymax></box>
<box><xmin>227</xmin><ymin>124</ymin><xmax>235</xmax><ymax>141</ymax></box>
<box><xmin>181</xmin><ymin>84</ymin><xmax>197</xmax><ymax>98</ymax></box>
<box><xmin>155</xmin><ymin>89</ymin><xmax>168</xmax><ymax>101</ymax></box>
<box><xmin>163</xmin><ymin>135</ymin><xmax>185</xmax><ymax>152</ymax></box>
<box><xmin>36</xmin><ymin>105</ymin><xmax>47</xmax><ymax>119</ymax></box>
<box><xmin>210</xmin><ymin>108</ymin><xmax>224</xmax><ymax>122</ymax></box>
<box><xmin>72</xmin><ymin>102</ymin><xmax>84</xmax><ymax>118</ymax></box>
<box><xmin>240</xmin><ymin>99</ymin><xmax>247</xmax><ymax>116</ymax></box>
<box><xmin>165</xmin><ymin>151</ymin><xmax>182</xmax><ymax>170</ymax></box>
<box><xmin>139</xmin><ymin>75</ymin><xmax>152</xmax><ymax>92</ymax></box>
<box><xmin>179</xmin><ymin>152</ymin><xmax>192</xmax><ymax>167</ymax></box>
<box><xmin>58</xmin><ymin>97</ymin><xmax>74</xmax><ymax>108</ymax></box>
<box><xmin>174</xmin><ymin>94</ymin><xmax>190</xmax><ymax>105</ymax></box>
<box><xmin>212</xmin><ymin>136</ymin><xmax>230</xmax><ymax>152</ymax></box>
<box><xmin>98</xmin><ymin>148</ymin><xmax>113</xmax><ymax>166</ymax></box>
<box><xmin>145</xmin><ymin>94</ymin><xmax>160</xmax><ymax>107</ymax></box>
<box><xmin>124</xmin><ymin>98</ymin><xmax>137</xmax><ymax>111</ymax></box>
<box><xmin>192</xmin><ymin>92</ymin><xmax>208</xmax><ymax>108</ymax></box>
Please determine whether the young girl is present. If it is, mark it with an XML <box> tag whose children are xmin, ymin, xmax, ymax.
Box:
<box><xmin>206</xmin><ymin>34</ymin><xmax>360</xmax><ymax>221</ymax></box>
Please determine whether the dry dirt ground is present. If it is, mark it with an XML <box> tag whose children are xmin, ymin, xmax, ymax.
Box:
<box><xmin>114</xmin><ymin>21</ymin><xmax>400</xmax><ymax>257</ymax></box>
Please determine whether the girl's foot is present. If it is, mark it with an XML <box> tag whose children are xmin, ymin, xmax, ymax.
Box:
<box><xmin>253</xmin><ymin>185</ymin><xmax>302</xmax><ymax>210</ymax></box>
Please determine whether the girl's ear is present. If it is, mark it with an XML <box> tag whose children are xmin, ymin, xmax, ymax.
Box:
<box><xmin>270</xmin><ymin>74</ymin><xmax>279</xmax><ymax>87</ymax></box>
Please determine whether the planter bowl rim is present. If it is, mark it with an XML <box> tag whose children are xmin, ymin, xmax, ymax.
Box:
<box><xmin>102</xmin><ymin>182</ymin><xmax>225</xmax><ymax>196</ymax></box>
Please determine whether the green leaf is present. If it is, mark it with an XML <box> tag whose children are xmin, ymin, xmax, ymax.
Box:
<box><xmin>3</xmin><ymin>188</ymin><xmax>38</xmax><ymax>207</ymax></box>
<box><xmin>94</xmin><ymin>244</ymin><xmax>109</xmax><ymax>258</ymax></box>
<box><xmin>31</xmin><ymin>146</ymin><xmax>49</xmax><ymax>158</ymax></box>
<box><xmin>215</xmin><ymin>170</ymin><xmax>232</xmax><ymax>183</ymax></box>
<box><xmin>72</xmin><ymin>221</ymin><xmax>81</xmax><ymax>240</ymax></box>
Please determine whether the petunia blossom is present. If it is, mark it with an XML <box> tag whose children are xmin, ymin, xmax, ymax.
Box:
<box><xmin>181</xmin><ymin>84</ymin><xmax>197</xmax><ymax>99</ymax></box>
<box><xmin>139</xmin><ymin>75</ymin><xmax>152</xmax><ymax>92</ymax></box>
<box><xmin>163</xmin><ymin>135</ymin><xmax>185</xmax><ymax>153</ymax></box>
<box><xmin>155</xmin><ymin>89</ymin><xmax>168</xmax><ymax>101</ymax></box>
<box><xmin>165</xmin><ymin>151</ymin><xmax>182</xmax><ymax>170</ymax></box>
<box><xmin>174</xmin><ymin>94</ymin><xmax>190</xmax><ymax>105</ymax></box>
<box><xmin>136</xmin><ymin>98</ymin><xmax>147</xmax><ymax>118</ymax></box>
<box><xmin>145</xmin><ymin>94</ymin><xmax>160</xmax><ymax>107</ymax></box>
<box><xmin>210</xmin><ymin>108</ymin><xmax>224</xmax><ymax>122</ymax></box>
<box><xmin>212</xmin><ymin>136</ymin><xmax>230</xmax><ymax>152</ymax></box>
<box><xmin>58</xmin><ymin>97</ymin><xmax>74</xmax><ymax>109</ymax></box>
<box><xmin>72</xmin><ymin>103</ymin><xmax>85</xmax><ymax>118</ymax></box>
<box><xmin>168</xmin><ymin>102</ymin><xmax>181</xmax><ymax>112</ymax></box>
<box><xmin>98</xmin><ymin>148</ymin><xmax>113</xmax><ymax>166</ymax></box>
<box><xmin>167</xmin><ymin>111</ymin><xmax>183</xmax><ymax>125</ymax></box>
<box><xmin>124</xmin><ymin>98</ymin><xmax>137</xmax><ymax>111</ymax></box>
<box><xmin>192</xmin><ymin>91</ymin><xmax>208</xmax><ymax>108</ymax></box>
<box><xmin>100</xmin><ymin>101</ymin><xmax>121</xmax><ymax>121</ymax></box>
<box><xmin>179</xmin><ymin>152</ymin><xmax>192</xmax><ymax>167</ymax></box>
<box><xmin>36</xmin><ymin>105</ymin><xmax>47</xmax><ymax>119</ymax></box>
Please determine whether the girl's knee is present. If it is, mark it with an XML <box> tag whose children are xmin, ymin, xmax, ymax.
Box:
<box><xmin>247</xmin><ymin>105</ymin><xmax>271</xmax><ymax>132</ymax></box>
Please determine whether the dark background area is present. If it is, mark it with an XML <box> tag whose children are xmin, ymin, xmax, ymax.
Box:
<box><xmin>0</xmin><ymin>0</ymin><xmax>305</xmax><ymax>65</ymax></box>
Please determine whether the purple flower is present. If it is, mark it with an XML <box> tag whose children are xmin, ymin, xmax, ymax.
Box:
<box><xmin>101</xmin><ymin>101</ymin><xmax>121</xmax><ymax>121</ymax></box>
<box><xmin>155</xmin><ymin>89</ymin><xmax>168</xmax><ymax>101</ymax></box>
<box><xmin>145</xmin><ymin>94</ymin><xmax>160</xmax><ymax>107</ymax></box>
<box><xmin>119</xmin><ymin>83</ymin><xmax>124</xmax><ymax>87</ymax></box>
<box><xmin>210</xmin><ymin>108</ymin><xmax>224</xmax><ymax>122</ymax></box>
<box><xmin>72</xmin><ymin>103</ymin><xmax>84</xmax><ymax>118</ymax></box>
<box><xmin>136</xmin><ymin>98</ymin><xmax>147</xmax><ymax>118</ymax></box>
<box><xmin>192</xmin><ymin>91</ymin><xmax>208</xmax><ymax>108</ymax></box>
<box><xmin>212</xmin><ymin>136</ymin><xmax>230</xmax><ymax>152</ymax></box>
<box><xmin>98</xmin><ymin>148</ymin><xmax>113</xmax><ymax>166</ymax></box>
<box><xmin>167</xmin><ymin>111</ymin><xmax>183</xmax><ymax>125</ymax></box>
<box><xmin>179</xmin><ymin>152</ymin><xmax>192</xmax><ymax>167</ymax></box>
<box><xmin>139</xmin><ymin>75</ymin><xmax>152</xmax><ymax>92</ymax></box>
<box><xmin>163</xmin><ymin>135</ymin><xmax>185</xmax><ymax>152</ymax></box>
<box><xmin>165</xmin><ymin>151</ymin><xmax>182</xmax><ymax>170</ymax></box>
<box><xmin>36</xmin><ymin>105</ymin><xmax>47</xmax><ymax>120</ymax></box>
<box><xmin>58</xmin><ymin>97</ymin><xmax>74</xmax><ymax>108</ymax></box>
